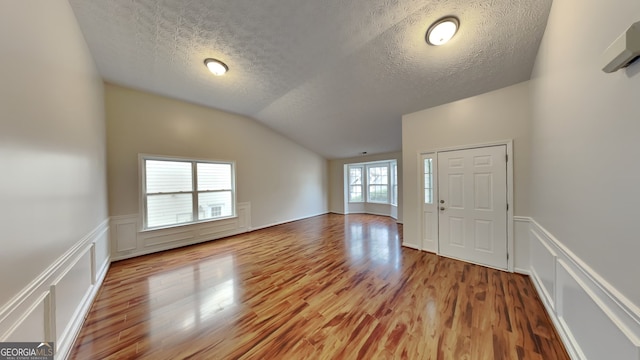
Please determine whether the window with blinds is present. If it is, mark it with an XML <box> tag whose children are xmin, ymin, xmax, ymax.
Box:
<box><xmin>142</xmin><ymin>156</ymin><xmax>235</xmax><ymax>229</ymax></box>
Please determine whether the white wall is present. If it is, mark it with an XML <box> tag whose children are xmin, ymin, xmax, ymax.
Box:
<box><xmin>328</xmin><ymin>152</ymin><xmax>402</xmax><ymax>221</ymax></box>
<box><xmin>530</xmin><ymin>0</ymin><xmax>640</xmax><ymax>309</ymax></box>
<box><xmin>402</xmin><ymin>81</ymin><xmax>532</xmax><ymax>250</ymax></box>
<box><xmin>528</xmin><ymin>0</ymin><xmax>640</xmax><ymax>357</ymax></box>
<box><xmin>106</xmin><ymin>84</ymin><xmax>328</xmax><ymax>255</ymax></box>
<box><xmin>0</xmin><ymin>1</ymin><xmax>110</xmax><ymax>358</ymax></box>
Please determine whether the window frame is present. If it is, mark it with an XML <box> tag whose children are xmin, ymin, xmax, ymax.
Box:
<box><xmin>391</xmin><ymin>162</ymin><xmax>398</xmax><ymax>206</ymax></box>
<box><xmin>366</xmin><ymin>164</ymin><xmax>389</xmax><ymax>204</ymax></box>
<box><xmin>346</xmin><ymin>160</ymin><xmax>397</xmax><ymax>206</ymax></box>
<box><xmin>348</xmin><ymin>165</ymin><xmax>365</xmax><ymax>203</ymax></box>
<box><xmin>139</xmin><ymin>154</ymin><xmax>236</xmax><ymax>231</ymax></box>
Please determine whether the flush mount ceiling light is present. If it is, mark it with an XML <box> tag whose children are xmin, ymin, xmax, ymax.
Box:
<box><xmin>204</xmin><ymin>58</ymin><xmax>229</xmax><ymax>76</ymax></box>
<box><xmin>426</xmin><ymin>17</ymin><xmax>459</xmax><ymax>46</ymax></box>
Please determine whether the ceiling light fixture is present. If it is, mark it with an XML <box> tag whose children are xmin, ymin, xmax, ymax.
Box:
<box><xmin>426</xmin><ymin>17</ymin><xmax>459</xmax><ymax>46</ymax></box>
<box><xmin>204</xmin><ymin>58</ymin><xmax>229</xmax><ymax>76</ymax></box>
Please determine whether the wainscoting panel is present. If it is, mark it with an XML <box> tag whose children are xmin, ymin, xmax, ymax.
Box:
<box><xmin>528</xmin><ymin>219</ymin><xmax>640</xmax><ymax>360</ymax></box>
<box><xmin>113</xmin><ymin>218</ymin><xmax>137</xmax><ymax>252</ymax></box>
<box><xmin>1</xmin><ymin>292</ymin><xmax>48</xmax><ymax>342</ymax></box>
<box><xmin>530</xmin><ymin>227</ymin><xmax>557</xmax><ymax>310</ymax></box>
<box><xmin>53</xmin><ymin>249</ymin><xmax>92</xmax><ymax>357</ymax></box>
<box><xmin>111</xmin><ymin>202</ymin><xmax>251</xmax><ymax>261</ymax></box>
<box><xmin>142</xmin><ymin>227</ymin><xmax>196</xmax><ymax>247</ymax></box>
<box><xmin>0</xmin><ymin>219</ymin><xmax>110</xmax><ymax>360</ymax></box>
<box><xmin>513</xmin><ymin>216</ymin><xmax>530</xmax><ymax>274</ymax></box>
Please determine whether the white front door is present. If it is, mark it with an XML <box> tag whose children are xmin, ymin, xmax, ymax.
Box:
<box><xmin>437</xmin><ymin>145</ymin><xmax>507</xmax><ymax>269</ymax></box>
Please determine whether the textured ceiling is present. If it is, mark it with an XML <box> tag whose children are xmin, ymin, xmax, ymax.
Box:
<box><xmin>68</xmin><ymin>0</ymin><xmax>552</xmax><ymax>159</ymax></box>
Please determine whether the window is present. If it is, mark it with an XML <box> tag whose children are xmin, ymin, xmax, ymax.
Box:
<box><xmin>391</xmin><ymin>162</ymin><xmax>398</xmax><ymax>206</ymax></box>
<box><xmin>348</xmin><ymin>166</ymin><xmax>364</xmax><ymax>202</ymax></box>
<box><xmin>142</xmin><ymin>156</ymin><xmax>235</xmax><ymax>229</ymax></box>
<box><xmin>347</xmin><ymin>160</ymin><xmax>397</xmax><ymax>205</ymax></box>
<box><xmin>367</xmin><ymin>165</ymin><xmax>388</xmax><ymax>203</ymax></box>
<box><xmin>424</xmin><ymin>158</ymin><xmax>433</xmax><ymax>204</ymax></box>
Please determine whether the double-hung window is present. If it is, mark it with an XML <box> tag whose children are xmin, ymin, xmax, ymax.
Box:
<box><xmin>367</xmin><ymin>165</ymin><xmax>389</xmax><ymax>203</ymax></box>
<box><xmin>141</xmin><ymin>155</ymin><xmax>235</xmax><ymax>229</ymax></box>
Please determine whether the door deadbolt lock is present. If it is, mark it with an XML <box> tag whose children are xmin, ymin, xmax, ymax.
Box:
<box><xmin>440</xmin><ymin>200</ymin><xmax>445</xmax><ymax>204</ymax></box>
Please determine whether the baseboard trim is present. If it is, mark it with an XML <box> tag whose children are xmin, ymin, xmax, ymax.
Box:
<box><xmin>528</xmin><ymin>218</ymin><xmax>640</xmax><ymax>360</ymax></box>
<box><xmin>250</xmin><ymin>212</ymin><xmax>329</xmax><ymax>232</ymax></box>
<box><xmin>401</xmin><ymin>242</ymin><xmax>420</xmax><ymax>250</ymax></box>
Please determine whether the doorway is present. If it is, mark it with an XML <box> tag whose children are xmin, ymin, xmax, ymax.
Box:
<box><xmin>421</xmin><ymin>143</ymin><xmax>512</xmax><ymax>270</ymax></box>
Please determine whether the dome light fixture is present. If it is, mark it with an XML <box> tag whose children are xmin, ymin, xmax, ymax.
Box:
<box><xmin>426</xmin><ymin>17</ymin><xmax>459</xmax><ymax>46</ymax></box>
<box><xmin>204</xmin><ymin>58</ymin><xmax>229</xmax><ymax>76</ymax></box>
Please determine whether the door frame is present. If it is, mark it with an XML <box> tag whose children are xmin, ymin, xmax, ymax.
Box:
<box><xmin>417</xmin><ymin>140</ymin><xmax>514</xmax><ymax>272</ymax></box>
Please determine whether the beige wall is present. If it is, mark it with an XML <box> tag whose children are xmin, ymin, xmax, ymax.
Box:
<box><xmin>0</xmin><ymin>0</ymin><xmax>108</xmax><ymax>307</ymax></box>
<box><xmin>401</xmin><ymin>81</ymin><xmax>531</xmax><ymax>248</ymax></box>
<box><xmin>328</xmin><ymin>151</ymin><xmax>403</xmax><ymax>221</ymax></box>
<box><xmin>106</xmin><ymin>84</ymin><xmax>328</xmax><ymax>229</ymax></box>
<box><xmin>529</xmin><ymin>0</ymin><xmax>640</xmax><ymax>304</ymax></box>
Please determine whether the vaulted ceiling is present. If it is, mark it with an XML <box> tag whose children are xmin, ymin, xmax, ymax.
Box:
<box><xmin>68</xmin><ymin>0</ymin><xmax>552</xmax><ymax>159</ymax></box>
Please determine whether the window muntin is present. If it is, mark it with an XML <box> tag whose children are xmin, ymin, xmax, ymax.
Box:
<box><xmin>142</xmin><ymin>156</ymin><xmax>235</xmax><ymax>229</ymax></box>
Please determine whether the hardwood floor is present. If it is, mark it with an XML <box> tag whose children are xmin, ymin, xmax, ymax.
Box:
<box><xmin>69</xmin><ymin>214</ymin><xmax>569</xmax><ymax>359</ymax></box>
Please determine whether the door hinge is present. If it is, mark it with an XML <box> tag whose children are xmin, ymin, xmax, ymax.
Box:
<box><xmin>505</xmin><ymin>154</ymin><xmax>508</xmax><ymax>162</ymax></box>
<box><xmin>507</xmin><ymin>253</ymin><xmax>509</xmax><ymax>261</ymax></box>
<box><xmin>506</xmin><ymin>203</ymin><xmax>509</xmax><ymax>211</ymax></box>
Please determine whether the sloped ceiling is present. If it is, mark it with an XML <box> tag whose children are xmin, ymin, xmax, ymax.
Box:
<box><xmin>68</xmin><ymin>0</ymin><xmax>552</xmax><ymax>159</ymax></box>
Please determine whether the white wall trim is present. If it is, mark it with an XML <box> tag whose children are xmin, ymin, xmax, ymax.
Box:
<box><xmin>528</xmin><ymin>218</ymin><xmax>640</xmax><ymax>360</ymax></box>
<box><xmin>331</xmin><ymin>211</ymin><xmax>403</xmax><ymax>224</ymax></box>
<box><xmin>0</xmin><ymin>219</ymin><xmax>110</xmax><ymax>360</ymax></box>
<box><xmin>343</xmin><ymin>210</ymin><xmax>391</xmax><ymax>217</ymax></box>
<box><xmin>111</xmin><ymin>202</ymin><xmax>252</xmax><ymax>261</ymax></box>
<box><xmin>513</xmin><ymin>216</ymin><xmax>531</xmax><ymax>275</ymax></box>
<box><xmin>54</xmin><ymin>246</ymin><xmax>110</xmax><ymax>360</ymax></box>
<box><xmin>401</xmin><ymin>242</ymin><xmax>421</xmax><ymax>250</ymax></box>
<box><xmin>528</xmin><ymin>260</ymin><xmax>584</xmax><ymax>359</ymax></box>
<box><xmin>0</xmin><ymin>219</ymin><xmax>108</xmax><ymax>325</ymax></box>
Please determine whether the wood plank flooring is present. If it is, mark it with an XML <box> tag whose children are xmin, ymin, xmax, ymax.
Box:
<box><xmin>69</xmin><ymin>214</ymin><xmax>569</xmax><ymax>359</ymax></box>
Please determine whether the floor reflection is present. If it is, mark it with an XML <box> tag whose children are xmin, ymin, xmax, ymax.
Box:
<box><xmin>344</xmin><ymin>216</ymin><xmax>401</xmax><ymax>269</ymax></box>
<box><xmin>147</xmin><ymin>255</ymin><xmax>236</xmax><ymax>337</ymax></box>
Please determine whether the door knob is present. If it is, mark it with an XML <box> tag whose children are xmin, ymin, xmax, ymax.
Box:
<box><xmin>440</xmin><ymin>207</ymin><xmax>445</xmax><ymax>211</ymax></box>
